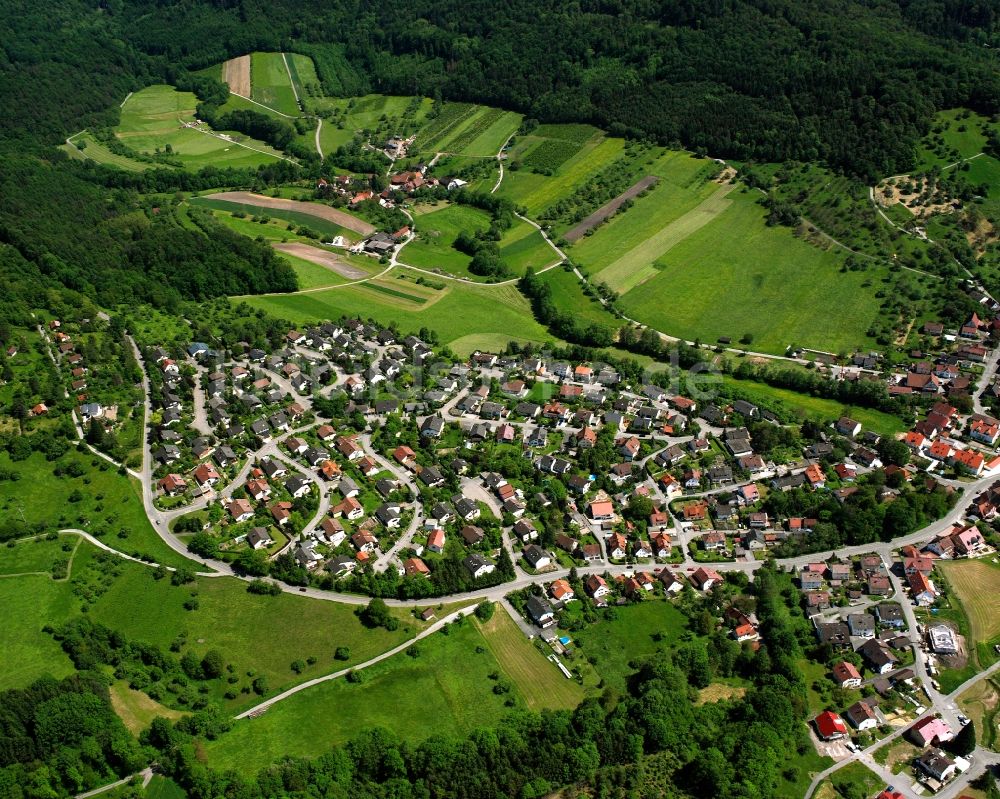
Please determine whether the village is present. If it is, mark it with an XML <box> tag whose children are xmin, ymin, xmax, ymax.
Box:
<box><xmin>30</xmin><ymin>301</ymin><xmax>1000</xmax><ymax>799</ymax></box>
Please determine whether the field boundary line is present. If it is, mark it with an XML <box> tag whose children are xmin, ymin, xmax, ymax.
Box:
<box><xmin>179</xmin><ymin>119</ymin><xmax>296</xmax><ymax>163</ymax></box>
<box><xmin>281</xmin><ymin>52</ymin><xmax>302</xmax><ymax>110</ymax></box>
<box><xmin>229</xmin><ymin>92</ymin><xmax>296</xmax><ymax>119</ymax></box>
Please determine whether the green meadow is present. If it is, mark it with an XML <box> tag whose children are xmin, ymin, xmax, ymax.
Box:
<box><xmin>618</xmin><ymin>191</ymin><xmax>882</xmax><ymax>355</ymax></box>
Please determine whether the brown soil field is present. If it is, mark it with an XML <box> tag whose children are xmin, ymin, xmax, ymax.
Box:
<box><xmin>204</xmin><ymin>192</ymin><xmax>376</xmax><ymax>235</ymax></box>
<box><xmin>271</xmin><ymin>242</ymin><xmax>368</xmax><ymax>279</ymax></box>
<box><xmin>222</xmin><ymin>55</ymin><xmax>251</xmax><ymax>97</ymax></box>
<box><xmin>563</xmin><ymin>175</ymin><xmax>659</xmax><ymax>242</ymax></box>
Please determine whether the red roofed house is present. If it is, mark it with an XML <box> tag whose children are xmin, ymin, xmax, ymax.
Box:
<box><xmin>193</xmin><ymin>463</ymin><xmax>220</xmax><ymax>488</ymax></box>
<box><xmin>953</xmin><ymin>448</ymin><xmax>985</xmax><ymax>476</ymax></box>
<box><xmin>690</xmin><ymin>566</ymin><xmax>722</xmax><ymax>591</ymax></box>
<box><xmin>831</xmin><ymin>661</ymin><xmax>862</xmax><ymax>688</ymax></box>
<box><xmin>814</xmin><ymin>710</ymin><xmax>848</xmax><ymax>741</ymax></box>
<box><xmin>404</xmin><ymin>557</ymin><xmax>430</xmax><ymax>577</ymax></box>
<box><xmin>908</xmin><ymin>716</ymin><xmax>954</xmax><ymax>747</ymax></box>
<box><xmin>158</xmin><ymin>473</ymin><xmax>187</xmax><ymax>496</ymax></box>
<box><xmin>550</xmin><ymin>579</ymin><xmax>574</xmax><ymax>601</ymax></box>
<box><xmin>585</xmin><ymin>574</ymin><xmax>611</xmax><ymax>599</ymax></box>
<box><xmin>589</xmin><ymin>499</ymin><xmax>615</xmax><ymax>521</ymax></box>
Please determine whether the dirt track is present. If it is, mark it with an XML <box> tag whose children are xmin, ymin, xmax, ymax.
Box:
<box><xmin>564</xmin><ymin>175</ymin><xmax>658</xmax><ymax>242</ymax></box>
<box><xmin>271</xmin><ymin>242</ymin><xmax>367</xmax><ymax>279</ymax></box>
<box><xmin>204</xmin><ymin>192</ymin><xmax>376</xmax><ymax>236</ymax></box>
<box><xmin>222</xmin><ymin>56</ymin><xmax>251</xmax><ymax>97</ymax></box>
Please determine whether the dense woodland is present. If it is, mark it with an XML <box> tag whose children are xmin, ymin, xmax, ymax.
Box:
<box><xmin>0</xmin><ymin>0</ymin><xmax>999</xmax><ymax>321</ymax></box>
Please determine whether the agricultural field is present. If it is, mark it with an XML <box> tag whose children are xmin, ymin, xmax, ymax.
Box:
<box><xmin>242</xmin><ymin>268</ymin><xmax>553</xmax><ymax>353</ymax></box>
<box><xmin>499</xmin><ymin>134</ymin><xmax>626</xmax><ymax>217</ymax></box>
<box><xmin>201</xmin><ymin>617</ymin><xmax>527</xmax><ymax>771</ymax></box>
<box><xmin>937</xmin><ymin>559</ymin><xmax>1000</xmax><ymax>654</ymax></box>
<box><xmin>250</xmin><ymin>52</ymin><xmax>301</xmax><ymax>115</ymax></box>
<box><xmin>0</xmin><ymin>450</ymin><xmax>200</xmax><ymax>570</ymax></box>
<box><xmin>192</xmin><ymin>192</ymin><xmax>374</xmax><ymax>236</ymax></box>
<box><xmin>115</xmin><ymin>85</ymin><xmax>287</xmax><ymax>169</ymax></box>
<box><xmin>0</xmin><ymin>535</ymin><xmax>78</xmax><ymax>577</ymax></box>
<box><xmin>568</xmin><ymin>153</ymin><xmax>722</xmax><ymax>281</ymax></box>
<box><xmin>618</xmin><ymin>191</ymin><xmax>884</xmax><ymax>355</ymax></box>
<box><xmin>593</xmin><ymin>182</ymin><xmax>735</xmax><ymax>293</ymax></box>
<box><xmin>474</xmin><ymin>608</ymin><xmax>585</xmax><ymax>711</ymax></box>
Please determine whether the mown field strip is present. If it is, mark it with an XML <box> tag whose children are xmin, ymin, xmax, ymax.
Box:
<box><xmin>596</xmin><ymin>182</ymin><xmax>734</xmax><ymax>292</ymax></box>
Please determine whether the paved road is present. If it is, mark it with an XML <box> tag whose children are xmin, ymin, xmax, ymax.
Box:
<box><xmin>75</xmin><ymin>768</ymin><xmax>152</xmax><ymax>799</ymax></box>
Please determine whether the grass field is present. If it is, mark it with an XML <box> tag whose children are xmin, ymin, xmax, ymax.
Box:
<box><xmin>718</xmin><ymin>375</ymin><xmax>908</xmax><ymax>437</ymax></box>
<box><xmin>0</xmin><ymin>574</ymin><xmax>76</xmax><ymax>689</ymax></box>
<box><xmin>916</xmin><ymin>109</ymin><xmax>999</xmax><ymax>171</ymax></box>
<box><xmin>0</xmin><ymin>450</ymin><xmax>199</xmax><ymax>569</ymax></box>
<box><xmin>538</xmin><ymin>267</ymin><xmax>621</xmax><ymax>328</ymax></box>
<box><xmin>570</xmin><ymin>600</ymin><xmax>687</xmax><ymax>690</ymax></box>
<box><xmin>316</xmin><ymin>94</ymin><xmax>433</xmax><ymax>153</ymax></box>
<box><xmin>0</xmin><ymin>535</ymin><xmax>76</xmax><ymax>576</ymax></box>
<box><xmin>401</xmin><ymin>204</ymin><xmax>555</xmax><ymax>279</ymax></box>
<box><xmin>117</xmin><ymin>85</ymin><xmax>285</xmax><ymax>169</ymax></box>
<box><xmin>475</xmin><ymin>607</ymin><xmax>584</xmax><ymax>711</ymax></box>
<box><xmin>595</xmin><ymin>183</ymin><xmax>735</xmax><ymax>292</ymax></box>
<box><xmin>959</xmin><ymin>677</ymin><xmax>1000</xmax><ymax>750</ymax></box>
<box><xmin>61</xmin><ymin>132</ymin><xmax>153</xmax><ymax>171</ymax></box>
<box><xmin>201</xmin><ymin>618</ymin><xmax>523</xmax><ymax>771</ymax></box>
<box><xmin>251</xmin><ymin>52</ymin><xmax>300</xmax><ymax>115</ymax></box>
<box><xmin>109</xmin><ymin>680</ymin><xmax>185</xmax><ymax>735</ymax></box>
<box><xmin>403</xmin><ymin>204</ymin><xmax>490</xmax><ymax>274</ymax></box>
<box><xmin>619</xmin><ymin>191</ymin><xmax>883</xmax><ymax>355</ymax></box>
<box><xmin>241</xmin><ymin>271</ymin><xmax>554</xmax><ymax>350</ymax></box>
<box><xmin>78</xmin><ymin>545</ymin><xmax>417</xmax><ymax>712</ymax></box>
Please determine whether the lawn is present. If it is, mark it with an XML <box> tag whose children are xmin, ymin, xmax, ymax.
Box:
<box><xmin>201</xmin><ymin>618</ymin><xmax>523</xmax><ymax>771</ymax></box>
<box><xmin>821</xmin><ymin>762</ymin><xmax>884</xmax><ymax>799</ymax></box>
<box><xmin>250</xmin><ymin>52</ymin><xmax>300</xmax><ymax>115</ymax></box>
<box><xmin>474</xmin><ymin>607</ymin><xmax>585</xmax><ymax>711</ymax></box>
<box><xmin>569</xmin><ymin>599</ymin><xmax>687</xmax><ymax>690</ymax></box>
<box><xmin>619</xmin><ymin>191</ymin><xmax>884</xmax><ymax>355</ymax></box>
<box><xmin>0</xmin><ymin>450</ymin><xmax>200</xmax><ymax>569</ymax></box>
<box><xmin>116</xmin><ymin>84</ymin><xmax>285</xmax><ymax>169</ymax></box>
<box><xmin>241</xmin><ymin>272</ymin><xmax>555</xmax><ymax>350</ymax></box>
